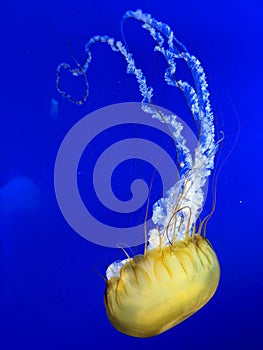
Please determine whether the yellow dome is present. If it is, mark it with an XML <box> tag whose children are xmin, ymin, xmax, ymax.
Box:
<box><xmin>105</xmin><ymin>235</ymin><xmax>220</xmax><ymax>338</ymax></box>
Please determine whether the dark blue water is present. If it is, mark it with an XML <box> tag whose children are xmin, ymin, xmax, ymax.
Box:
<box><xmin>1</xmin><ymin>1</ymin><xmax>262</xmax><ymax>349</ymax></box>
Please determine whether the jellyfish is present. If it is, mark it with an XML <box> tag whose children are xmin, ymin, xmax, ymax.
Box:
<box><xmin>57</xmin><ymin>9</ymin><xmax>220</xmax><ymax>338</ymax></box>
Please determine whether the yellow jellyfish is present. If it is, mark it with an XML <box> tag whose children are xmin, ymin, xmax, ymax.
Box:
<box><xmin>102</xmin><ymin>10</ymin><xmax>220</xmax><ymax>337</ymax></box>
<box><xmin>56</xmin><ymin>9</ymin><xmax>220</xmax><ymax>339</ymax></box>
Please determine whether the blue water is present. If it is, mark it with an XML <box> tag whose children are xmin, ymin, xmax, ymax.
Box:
<box><xmin>1</xmin><ymin>0</ymin><xmax>262</xmax><ymax>349</ymax></box>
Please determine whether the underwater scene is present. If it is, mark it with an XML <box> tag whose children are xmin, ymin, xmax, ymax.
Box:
<box><xmin>1</xmin><ymin>0</ymin><xmax>262</xmax><ymax>349</ymax></box>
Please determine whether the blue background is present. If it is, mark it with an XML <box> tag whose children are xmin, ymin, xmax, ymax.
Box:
<box><xmin>1</xmin><ymin>0</ymin><xmax>262</xmax><ymax>349</ymax></box>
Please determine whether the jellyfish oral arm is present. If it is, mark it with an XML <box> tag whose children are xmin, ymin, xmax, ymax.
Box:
<box><xmin>64</xmin><ymin>9</ymin><xmax>220</xmax><ymax>276</ymax></box>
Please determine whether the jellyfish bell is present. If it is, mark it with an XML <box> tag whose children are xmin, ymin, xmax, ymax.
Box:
<box><xmin>105</xmin><ymin>235</ymin><xmax>219</xmax><ymax>338</ymax></box>
<box><xmin>57</xmin><ymin>9</ymin><xmax>221</xmax><ymax>339</ymax></box>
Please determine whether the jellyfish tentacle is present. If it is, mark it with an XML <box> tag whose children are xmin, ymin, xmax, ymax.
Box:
<box><xmin>122</xmin><ymin>10</ymin><xmax>216</xmax><ymax>159</ymax></box>
<box><xmin>56</xmin><ymin>32</ymin><xmax>192</xmax><ymax>174</ymax></box>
